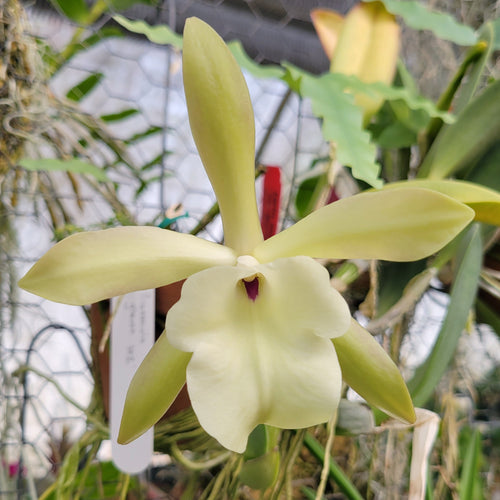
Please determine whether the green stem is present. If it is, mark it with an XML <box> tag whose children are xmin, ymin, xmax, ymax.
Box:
<box><xmin>424</xmin><ymin>41</ymin><xmax>487</xmax><ymax>152</ymax></box>
<box><xmin>303</xmin><ymin>433</ymin><xmax>364</xmax><ymax>500</ymax></box>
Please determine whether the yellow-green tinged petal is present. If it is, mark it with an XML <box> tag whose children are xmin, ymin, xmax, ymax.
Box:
<box><xmin>118</xmin><ymin>332</ymin><xmax>191</xmax><ymax>444</ymax></box>
<box><xmin>18</xmin><ymin>226</ymin><xmax>236</xmax><ymax>305</ymax></box>
<box><xmin>329</xmin><ymin>1</ymin><xmax>399</xmax><ymax>121</ymax></box>
<box><xmin>333</xmin><ymin>319</ymin><xmax>416</xmax><ymax>424</ymax></box>
<box><xmin>310</xmin><ymin>8</ymin><xmax>344</xmax><ymax>61</ymax></box>
<box><xmin>183</xmin><ymin>18</ymin><xmax>263</xmax><ymax>255</ymax></box>
<box><xmin>167</xmin><ymin>256</ymin><xmax>350</xmax><ymax>452</ymax></box>
<box><xmin>253</xmin><ymin>188</ymin><xmax>474</xmax><ymax>263</ymax></box>
<box><xmin>382</xmin><ymin>180</ymin><xmax>500</xmax><ymax>226</ymax></box>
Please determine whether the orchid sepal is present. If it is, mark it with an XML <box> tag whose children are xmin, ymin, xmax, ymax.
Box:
<box><xmin>183</xmin><ymin>17</ymin><xmax>263</xmax><ymax>255</ymax></box>
<box><xmin>118</xmin><ymin>331</ymin><xmax>191</xmax><ymax>445</ymax></box>
<box><xmin>333</xmin><ymin>319</ymin><xmax>416</xmax><ymax>424</ymax></box>
<box><xmin>253</xmin><ymin>187</ymin><xmax>474</xmax><ymax>263</ymax></box>
<box><xmin>380</xmin><ymin>179</ymin><xmax>500</xmax><ymax>226</ymax></box>
<box><xmin>18</xmin><ymin>226</ymin><xmax>236</xmax><ymax>305</ymax></box>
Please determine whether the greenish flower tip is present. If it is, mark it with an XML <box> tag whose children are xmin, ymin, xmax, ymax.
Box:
<box><xmin>19</xmin><ymin>17</ymin><xmax>475</xmax><ymax>453</ymax></box>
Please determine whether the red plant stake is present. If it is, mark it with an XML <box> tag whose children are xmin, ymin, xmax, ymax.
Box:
<box><xmin>260</xmin><ymin>166</ymin><xmax>281</xmax><ymax>239</ymax></box>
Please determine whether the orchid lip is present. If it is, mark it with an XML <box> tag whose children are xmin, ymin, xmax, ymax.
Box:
<box><xmin>243</xmin><ymin>276</ymin><xmax>259</xmax><ymax>301</ymax></box>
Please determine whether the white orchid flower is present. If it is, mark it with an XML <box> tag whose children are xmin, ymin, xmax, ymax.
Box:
<box><xmin>19</xmin><ymin>18</ymin><xmax>474</xmax><ymax>453</ymax></box>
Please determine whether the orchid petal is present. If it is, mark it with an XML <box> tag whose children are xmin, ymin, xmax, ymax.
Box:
<box><xmin>19</xmin><ymin>227</ymin><xmax>236</xmax><ymax>305</ymax></box>
<box><xmin>167</xmin><ymin>256</ymin><xmax>350</xmax><ymax>452</ymax></box>
<box><xmin>183</xmin><ymin>18</ymin><xmax>263</xmax><ymax>254</ymax></box>
<box><xmin>118</xmin><ymin>331</ymin><xmax>191</xmax><ymax>444</ymax></box>
<box><xmin>382</xmin><ymin>179</ymin><xmax>500</xmax><ymax>226</ymax></box>
<box><xmin>254</xmin><ymin>188</ymin><xmax>474</xmax><ymax>263</ymax></box>
<box><xmin>310</xmin><ymin>9</ymin><xmax>344</xmax><ymax>61</ymax></box>
<box><xmin>333</xmin><ymin>319</ymin><xmax>416</xmax><ymax>423</ymax></box>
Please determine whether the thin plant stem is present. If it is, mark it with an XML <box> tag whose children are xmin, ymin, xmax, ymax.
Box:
<box><xmin>315</xmin><ymin>410</ymin><xmax>338</xmax><ymax>500</ymax></box>
<box><xmin>303</xmin><ymin>433</ymin><xmax>364</xmax><ymax>500</ymax></box>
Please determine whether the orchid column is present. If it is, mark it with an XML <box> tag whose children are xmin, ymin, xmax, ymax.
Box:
<box><xmin>19</xmin><ymin>17</ymin><xmax>474</xmax><ymax>453</ymax></box>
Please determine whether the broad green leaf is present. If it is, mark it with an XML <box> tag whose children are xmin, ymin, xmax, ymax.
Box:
<box><xmin>183</xmin><ymin>18</ymin><xmax>263</xmax><ymax>254</ymax></box>
<box><xmin>226</xmin><ymin>40</ymin><xmax>285</xmax><ymax>80</ymax></box>
<box><xmin>328</xmin><ymin>73</ymin><xmax>455</xmax><ymax>123</ymax></box>
<box><xmin>254</xmin><ymin>188</ymin><xmax>474</xmax><ymax>263</ymax></box>
<box><xmin>119</xmin><ymin>332</ymin><xmax>191</xmax><ymax>444</ymax></box>
<box><xmin>374</xmin><ymin>260</ymin><xmax>427</xmax><ymax>318</ymax></box>
<box><xmin>113</xmin><ymin>15</ymin><xmax>183</xmax><ymax>48</ymax></box>
<box><xmin>19</xmin><ymin>158</ymin><xmax>108</xmax><ymax>182</ymax></box>
<box><xmin>113</xmin><ymin>15</ymin><xmax>284</xmax><ymax>80</ymax></box>
<box><xmin>383</xmin><ymin>179</ymin><xmax>500</xmax><ymax>226</ymax></box>
<box><xmin>49</xmin><ymin>0</ymin><xmax>90</xmax><ymax>24</ymax></box>
<box><xmin>66</xmin><ymin>73</ymin><xmax>103</xmax><ymax>102</ymax></box>
<box><xmin>418</xmin><ymin>79</ymin><xmax>500</xmax><ymax>179</ymax></box>
<box><xmin>466</xmin><ymin>137</ymin><xmax>500</xmax><ymax>193</ymax></box>
<box><xmin>366</xmin><ymin>0</ymin><xmax>478</xmax><ymax>46</ymax></box>
<box><xmin>408</xmin><ymin>224</ymin><xmax>483</xmax><ymax>407</ymax></box>
<box><xmin>374</xmin><ymin>121</ymin><xmax>417</xmax><ymax>148</ymax></box>
<box><xmin>100</xmin><ymin>108</ymin><xmax>139</xmax><ymax>122</ymax></box>
<box><xmin>18</xmin><ymin>227</ymin><xmax>236</xmax><ymax>305</ymax></box>
<box><xmin>239</xmin><ymin>450</ymin><xmax>280</xmax><ymax>490</ymax></box>
<box><xmin>295</xmin><ymin>174</ymin><xmax>329</xmax><ymax>219</ymax></box>
<box><xmin>336</xmin><ymin>399</ymin><xmax>375</xmax><ymax>435</ymax></box>
<box><xmin>459</xmin><ymin>429</ymin><xmax>483</xmax><ymax>500</ymax></box>
<box><xmin>333</xmin><ymin>319</ymin><xmax>415</xmax><ymax>424</ymax></box>
<box><xmin>284</xmin><ymin>65</ymin><xmax>382</xmax><ymax>188</ymax></box>
<box><xmin>240</xmin><ymin>427</ymin><xmax>280</xmax><ymax>490</ymax></box>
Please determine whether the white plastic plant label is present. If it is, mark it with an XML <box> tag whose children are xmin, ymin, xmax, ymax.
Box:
<box><xmin>110</xmin><ymin>290</ymin><xmax>155</xmax><ymax>474</ymax></box>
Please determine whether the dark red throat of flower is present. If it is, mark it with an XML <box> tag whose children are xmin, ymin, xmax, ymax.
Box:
<box><xmin>244</xmin><ymin>277</ymin><xmax>259</xmax><ymax>302</ymax></box>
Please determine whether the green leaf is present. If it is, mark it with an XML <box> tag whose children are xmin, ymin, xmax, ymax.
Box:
<box><xmin>66</xmin><ymin>73</ymin><xmax>103</xmax><ymax>102</ymax></box>
<box><xmin>418</xmin><ymin>79</ymin><xmax>500</xmax><ymax>179</ymax></box>
<box><xmin>48</xmin><ymin>0</ymin><xmax>90</xmax><ymax>24</ymax></box>
<box><xmin>113</xmin><ymin>14</ymin><xmax>183</xmax><ymax>48</ymax></box>
<box><xmin>295</xmin><ymin>174</ymin><xmax>329</xmax><ymax>219</ymax></box>
<box><xmin>240</xmin><ymin>425</ymin><xmax>280</xmax><ymax>490</ymax></box>
<box><xmin>123</xmin><ymin>125</ymin><xmax>163</xmax><ymax>144</ymax></box>
<box><xmin>19</xmin><ymin>158</ymin><xmax>108</xmax><ymax>182</ymax></box>
<box><xmin>490</xmin><ymin>16</ymin><xmax>500</xmax><ymax>50</ymax></box>
<box><xmin>328</xmin><ymin>73</ymin><xmax>455</xmax><ymax>123</ymax></box>
<box><xmin>70</xmin><ymin>27</ymin><xmax>123</xmax><ymax>59</ymax></box>
<box><xmin>375</xmin><ymin>121</ymin><xmax>417</xmax><ymax>148</ymax></box>
<box><xmin>100</xmin><ymin>108</ymin><xmax>139</xmax><ymax>122</ymax></box>
<box><xmin>408</xmin><ymin>224</ymin><xmax>483</xmax><ymax>407</ymax></box>
<box><xmin>366</xmin><ymin>0</ymin><xmax>478</xmax><ymax>46</ymax></box>
<box><xmin>56</xmin><ymin>442</ymin><xmax>80</xmax><ymax>498</ymax></box>
<box><xmin>108</xmin><ymin>0</ymin><xmax>155</xmax><ymax>11</ymax></box>
<box><xmin>459</xmin><ymin>429</ymin><xmax>483</xmax><ymax>500</ymax></box>
<box><xmin>227</xmin><ymin>40</ymin><xmax>284</xmax><ymax>80</ymax></box>
<box><xmin>336</xmin><ymin>399</ymin><xmax>375</xmax><ymax>436</ymax></box>
<box><xmin>453</xmin><ymin>24</ymin><xmax>495</xmax><ymax>114</ymax></box>
<box><xmin>285</xmin><ymin>65</ymin><xmax>382</xmax><ymax>188</ymax></box>
<box><xmin>304</xmin><ymin>433</ymin><xmax>364</xmax><ymax>500</ymax></box>
<box><xmin>113</xmin><ymin>15</ymin><xmax>284</xmax><ymax>80</ymax></box>
<box><xmin>466</xmin><ymin>141</ymin><xmax>500</xmax><ymax>193</ymax></box>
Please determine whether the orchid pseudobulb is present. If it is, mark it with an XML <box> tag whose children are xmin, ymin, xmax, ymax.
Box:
<box><xmin>19</xmin><ymin>18</ymin><xmax>474</xmax><ymax>453</ymax></box>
